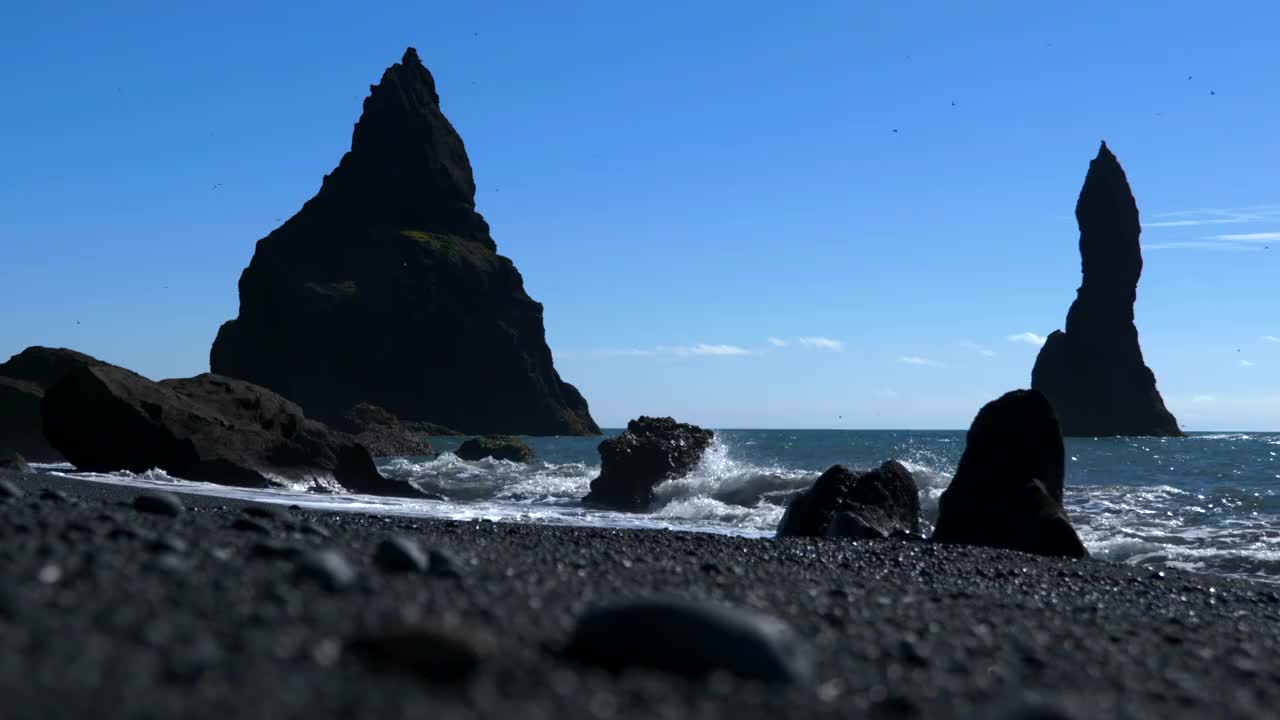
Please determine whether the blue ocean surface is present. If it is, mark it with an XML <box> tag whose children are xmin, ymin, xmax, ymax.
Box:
<box><xmin>40</xmin><ymin>430</ymin><xmax>1280</xmax><ymax>584</ymax></box>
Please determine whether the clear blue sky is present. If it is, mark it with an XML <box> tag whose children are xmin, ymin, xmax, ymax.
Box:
<box><xmin>2</xmin><ymin>1</ymin><xmax>1278</xmax><ymax>430</ymax></box>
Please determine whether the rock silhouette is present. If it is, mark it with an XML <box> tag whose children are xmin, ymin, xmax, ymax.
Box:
<box><xmin>210</xmin><ymin>48</ymin><xmax>598</xmax><ymax>437</ymax></box>
<box><xmin>0</xmin><ymin>347</ymin><xmax>105</xmax><ymax>462</ymax></box>
<box><xmin>776</xmin><ymin>461</ymin><xmax>920</xmax><ymax>539</ymax></box>
<box><xmin>583</xmin><ymin>417</ymin><xmax>714</xmax><ymax>511</ymax></box>
<box><xmin>932</xmin><ymin>390</ymin><xmax>1088</xmax><ymax>559</ymax></box>
<box><xmin>1031</xmin><ymin>142</ymin><xmax>1181</xmax><ymax>437</ymax></box>
<box><xmin>43</xmin><ymin>363</ymin><xmax>423</xmax><ymax>497</ymax></box>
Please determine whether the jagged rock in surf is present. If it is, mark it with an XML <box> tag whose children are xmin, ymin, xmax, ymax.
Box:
<box><xmin>583</xmin><ymin>417</ymin><xmax>714</xmax><ymax>511</ymax></box>
<box><xmin>0</xmin><ymin>346</ymin><xmax>106</xmax><ymax>462</ymax></box>
<box><xmin>336</xmin><ymin>402</ymin><xmax>453</xmax><ymax>457</ymax></box>
<box><xmin>776</xmin><ymin>461</ymin><xmax>921</xmax><ymax>539</ymax></box>
<box><xmin>210</xmin><ymin>47</ymin><xmax>598</xmax><ymax>437</ymax></box>
<box><xmin>454</xmin><ymin>436</ymin><xmax>535</xmax><ymax>463</ymax></box>
<box><xmin>1031</xmin><ymin>141</ymin><xmax>1182</xmax><ymax>437</ymax></box>
<box><xmin>931</xmin><ymin>389</ymin><xmax>1088</xmax><ymax>559</ymax></box>
<box><xmin>43</xmin><ymin>363</ymin><xmax>424</xmax><ymax>497</ymax></box>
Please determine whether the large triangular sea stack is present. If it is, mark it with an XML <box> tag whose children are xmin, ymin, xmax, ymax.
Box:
<box><xmin>1031</xmin><ymin>142</ymin><xmax>1181</xmax><ymax>437</ymax></box>
<box><xmin>211</xmin><ymin>48</ymin><xmax>598</xmax><ymax>436</ymax></box>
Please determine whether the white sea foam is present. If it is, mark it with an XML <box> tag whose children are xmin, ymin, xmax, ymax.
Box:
<box><xmin>27</xmin><ymin>433</ymin><xmax>1280</xmax><ymax>584</ymax></box>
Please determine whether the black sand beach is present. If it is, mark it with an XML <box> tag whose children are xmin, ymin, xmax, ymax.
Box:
<box><xmin>2</xmin><ymin>470</ymin><xmax>1278</xmax><ymax>719</ymax></box>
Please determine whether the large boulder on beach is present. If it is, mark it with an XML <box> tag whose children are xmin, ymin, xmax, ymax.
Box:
<box><xmin>583</xmin><ymin>417</ymin><xmax>714</xmax><ymax>511</ymax></box>
<box><xmin>208</xmin><ymin>48</ymin><xmax>599</xmax><ymax>438</ymax></box>
<box><xmin>1031</xmin><ymin>142</ymin><xmax>1182</xmax><ymax>438</ymax></box>
<box><xmin>43</xmin><ymin>364</ymin><xmax>422</xmax><ymax>497</ymax></box>
<box><xmin>454</xmin><ymin>436</ymin><xmax>535</xmax><ymax>463</ymax></box>
<box><xmin>0</xmin><ymin>346</ymin><xmax>106</xmax><ymax>462</ymax></box>
<box><xmin>931</xmin><ymin>389</ymin><xmax>1088</xmax><ymax>558</ymax></box>
<box><xmin>335</xmin><ymin>402</ymin><xmax>453</xmax><ymax>457</ymax></box>
<box><xmin>776</xmin><ymin>461</ymin><xmax>920</xmax><ymax>539</ymax></box>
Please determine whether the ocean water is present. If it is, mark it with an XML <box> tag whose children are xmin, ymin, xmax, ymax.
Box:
<box><xmin>38</xmin><ymin>430</ymin><xmax>1280</xmax><ymax>584</ymax></box>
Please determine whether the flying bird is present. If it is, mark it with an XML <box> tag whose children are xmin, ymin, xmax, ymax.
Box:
<box><xmin>1210</xmin><ymin>90</ymin><xmax>1216</xmax><ymax>95</ymax></box>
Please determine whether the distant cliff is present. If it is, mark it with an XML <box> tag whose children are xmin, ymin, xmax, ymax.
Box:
<box><xmin>210</xmin><ymin>48</ymin><xmax>599</xmax><ymax>436</ymax></box>
<box><xmin>1031</xmin><ymin>142</ymin><xmax>1182</xmax><ymax>437</ymax></box>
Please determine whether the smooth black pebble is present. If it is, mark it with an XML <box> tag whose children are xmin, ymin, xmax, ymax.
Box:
<box><xmin>348</xmin><ymin>623</ymin><xmax>494</xmax><ymax>682</ymax></box>
<box><xmin>374</xmin><ymin>535</ymin><xmax>428</xmax><ymax>573</ymax></box>
<box><xmin>428</xmin><ymin>548</ymin><xmax>463</xmax><ymax>578</ymax></box>
<box><xmin>133</xmin><ymin>492</ymin><xmax>185</xmax><ymax>517</ymax></box>
<box><xmin>564</xmin><ymin>598</ymin><xmax>813</xmax><ymax>685</ymax></box>
<box><xmin>296</xmin><ymin>549</ymin><xmax>357</xmax><ymax>591</ymax></box>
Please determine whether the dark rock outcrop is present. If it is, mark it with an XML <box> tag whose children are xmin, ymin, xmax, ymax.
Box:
<box><xmin>1031</xmin><ymin>142</ymin><xmax>1182</xmax><ymax>437</ymax></box>
<box><xmin>582</xmin><ymin>417</ymin><xmax>714</xmax><ymax>511</ymax></box>
<box><xmin>209</xmin><ymin>48</ymin><xmax>598</xmax><ymax>437</ymax></box>
<box><xmin>776</xmin><ymin>461</ymin><xmax>920</xmax><ymax>539</ymax></box>
<box><xmin>454</xmin><ymin>436</ymin><xmax>535</xmax><ymax>463</ymax></box>
<box><xmin>43</xmin><ymin>364</ymin><xmax>422</xmax><ymax>497</ymax></box>
<box><xmin>0</xmin><ymin>451</ymin><xmax>30</xmax><ymax>473</ymax></box>
<box><xmin>0</xmin><ymin>347</ymin><xmax>105</xmax><ymax>461</ymax></box>
<box><xmin>335</xmin><ymin>403</ymin><xmax>450</xmax><ymax>457</ymax></box>
<box><xmin>931</xmin><ymin>390</ymin><xmax>1088</xmax><ymax>559</ymax></box>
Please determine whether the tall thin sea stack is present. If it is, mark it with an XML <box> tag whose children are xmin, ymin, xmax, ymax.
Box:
<box><xmin>1030</xmin><ymin>142</ymin><xmax>1182</xmax><ymax>437</ymax></box>
<box><xmin>210</xmin><ymin>48</ymin><xmax>599</xmax><ymax>436</ymax></box>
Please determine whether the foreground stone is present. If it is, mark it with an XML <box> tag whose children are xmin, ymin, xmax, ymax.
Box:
<box><xmin>348</xmin><ymin>623</ymin><xmax>495</xmax><ymax>683</ymax></box>
<box><xmin>0</xmin><ymin>347</ymin><xmax>106</xmax><ymax>462</ymax></box>
<box><xmin>209</xmin><ymin>48</ymin><xmax>599</xmax><ymax>437</ymax></box>
<box><xmin>776</xmin><ymin>461</ymin><xmax>920</xmax><ymax>539</ymax></box>
<box><xmin>454</xmin><ymin>436</ymin><xmax>535</xmax><ymax>463</ymax></box>
<box><xmin>582</xmin><ymin>417</ymin><xmax>714</xmax><ymax>511</ymax></box>
<box><xmin>931</xmin><ymin>389</ymin><xmax>1088</xmax><ymax>559</ymax></box>
<box><xmin>43</xmin><ymin>364</ymin><xmax>422</xmax><ymax>497</ymax></box>
<box><xmin>1031</xmin><ymin>142</ymin><xmax>1182</xmax><ymax>437</ymax></box>
<box><xmin>563</xmin><ymin>598</ymin><xmax>813</xmax><ymax>685</ymax></box>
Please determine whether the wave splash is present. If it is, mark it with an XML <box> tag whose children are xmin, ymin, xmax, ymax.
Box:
<box><xmin>32</xmin><ymin>430</ymin><xmax>1280</xmax><ymax>584</ymax></box>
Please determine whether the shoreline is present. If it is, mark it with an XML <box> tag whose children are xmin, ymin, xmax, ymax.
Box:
<box><xmin>2</xmin><ymin>469</ymin><xmax>1278</xmax><ymax>719</ymax></box>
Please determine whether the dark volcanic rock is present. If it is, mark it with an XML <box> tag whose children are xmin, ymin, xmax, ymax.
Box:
<box><xmin>564</xmin><ymin>598</ymin><xmax>813</xmax><ymax>685</ymax></box>
<box><xmin>582</xmin><ymin>417</ymin><xmax>714</xmax><ymax>511</ymax></box>
<box><xmin>296</xmin><ymin>548</ymin><xmax>358</xmax><ymax>591</ymax></box>
<box><xmin>1031</xmin><ymin>142</ymin><xmax>1182</xmax><ymax>437</ymax></box>
<box><xmin>0</xmin><ymin>451</ymin><xmax>31</xmax><ymax>473</ymax></box>
<box><xmin>133</xmin><ymin>492</ymin><xmax>185</xmax><ymax>517</ymax></box>
<box><xmin>0</xmin><ymin>346</ymin><xmax>106</xmax><ymax>462</ymax></box>
<box><xmin>42</xmin><ymin>364</ymin><xmax>421</xmax><ymax>497</ymax></box>
<box><xmin>931</xmin><ymin>390</ymin><xmax>1088</xmax><ymax>559</ymax></box>
<box><xmin>209</xmin><ymin>48</ymin><xmax>598</xmax><ymax>438</ymax></box>
<box><xmin>454</xmin><ymin>436</ymin><xmax>535</xmax><ymax>463</ymax></box>
<box><xmin>373</xmin><ymin>535</ymin><xmax>429</xmax><ymax>573</ymax></box>
<box><xmin>776</xmin><ymin>461</ymin><xmax>920</xmax><ymax>539</ymax></box>
<box><xmin>335</xmin><ymin>403</ymin><xmax>451</xmax><ymax>458</ymax></box>
<box><xmin>348</xmin><ymin>623</ymin><xmax>495</xmax><ymax>683</ymax></box>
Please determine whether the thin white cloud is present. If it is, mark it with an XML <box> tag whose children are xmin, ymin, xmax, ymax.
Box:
<box><xmin>1144</xmin><ymin>205</ymin><xmax>1280</xmax><ymax>228</ymax></box>
<box><xmin>1007</xmin><ymin>332</ymin><xmax>1047</xmax><ymax>347</ymax></box>
<box><xmin>874</xmin><ymin>387</ymin><xmax>900</xmax><ymax>399</ymax></box>
<box><xmin>672</xmin><ymin>344</ymin><xmax>753</xmax><ymax>357</ymax></box>
<box><xmin>1191</xmin><ymin>394</ymin><xmax>1216</xmax><ymax>403</ymax></box>
<box><xmin>796</xmin><ymin>336</ymin><xmax>844</xmax><ymax>351</ymax></box>
<box><xmin>1264</xmin><ymin>336</ymin><xmax>1280</xmax><ymax>343</ymax></box>
<box><xmin>960</xmin><ymin>341</ymin><xmax>996</xmax><ymax>357</ymax></box>
<box><xmin>1211</xmin><ymin>232</ymin><xmax>1280</xmax><ymax>242</ymax></box>
<box><xmin>593</xmin><ymin>348</ymin><xmax>658</xmax><ymax>358</ymax></box>
<box><xmin>1145</xmin><ymin>241</ymin><xmax>1265</xmax><ymax>252</ymax></box>
<box><xmin>1241</xmin><ymin>359</ymin><xmax>1256</xmax><ymax>367</ymax></box>
<box><xmin>766</xmin><ymin>337</ymin><xmax>788</xmax><ymax>347</ymax></box>
<box><xmin>900</xmin><ymin>355</ymin><xmax>944</xmax><ymax>367</ymax></box>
